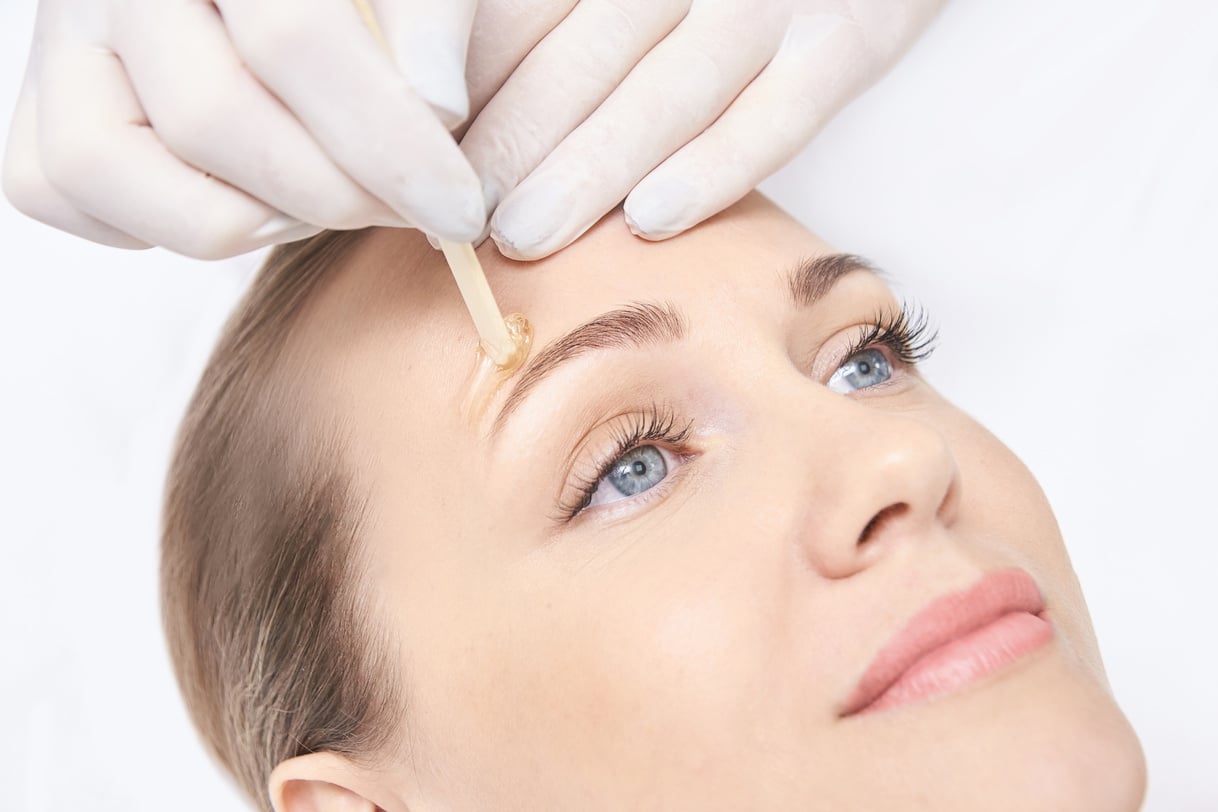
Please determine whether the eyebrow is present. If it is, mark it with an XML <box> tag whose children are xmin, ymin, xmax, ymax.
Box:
<box><xmin>493</xmin><ymin>302</ymin><xmax>686</xmax><ymax>433</ymax></box>
<box><xmin>787</xmin><ymin>252</ymin><xmax>878</xmax><ymax>306</ymax></box>
<box><xmin>492</xmin><ymin>253</ymin><xmax>875</xmax><ymax>433</ymax></box>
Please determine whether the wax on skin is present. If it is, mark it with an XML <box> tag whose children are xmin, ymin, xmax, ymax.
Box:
<box><xmin>461</xmin><ymin>311</ymin><xmax>533</xmax><ymax>424</ymax></box>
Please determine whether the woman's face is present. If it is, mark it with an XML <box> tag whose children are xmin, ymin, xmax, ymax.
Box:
<box><xmin>302</xmin><ymin>193</ymin><xmax>1144</xmax><ymax>810</ymax></box>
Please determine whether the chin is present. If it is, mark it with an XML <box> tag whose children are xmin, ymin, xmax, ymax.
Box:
<box><xmin>1005</xmin><ymin>642</ymin><xmax>1145</xmax><ymax>811</ymax></box>
<box><xmin>946</xmin><ymin>650</ymin><xmax>1146</xmax><ymax>812</ymax></box>
<box><xmin>831</xmin><ymin>643</ymin><xmax>1146</xmax><ymax>811</ymax></box>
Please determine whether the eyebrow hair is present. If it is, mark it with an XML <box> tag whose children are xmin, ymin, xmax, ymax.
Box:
<box><xmin>493</xmin><ymin>302</ymin><xmax>685</xmax><ymax>433</ymax></box>
<box><xmin>492</xmin><ymin>253</ymin><xmax>876</xmax><ymax>433</ymax></box>
<box><xmin>787</xmin><ymin>253</ymin><xmax>877</xmax><ymax>306</ymax></box>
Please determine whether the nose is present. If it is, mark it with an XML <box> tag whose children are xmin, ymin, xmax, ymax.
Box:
<box><xmin>794</xmin><ymin>403</ymin><xmax>962</xmax><ymax>580</ymax></box>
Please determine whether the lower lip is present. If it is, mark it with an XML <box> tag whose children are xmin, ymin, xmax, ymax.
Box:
<box><xmin>857</xmin><ymin>611</ymin><xmax>1054</xmax><ymax>715</ymax></box>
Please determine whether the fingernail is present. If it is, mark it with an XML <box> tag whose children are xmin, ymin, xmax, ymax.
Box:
<box><xmin>252</xmin><ymin>212</ymin><xmax>307</xmax><ymax>240</ymax></box>
<box><xmin>624</xmin><ymin>176</ymin><xmax>696</xmax><ymax>241</ymax></box>
<box><xmin>490</xmin><ymin>233</ymin><xmax>527</xmax><ymax>260</ymax></box>
<box><xmin>490</xmin><ymin>179</ymin><xmax>573</xmax><ymax>259</ymax></box>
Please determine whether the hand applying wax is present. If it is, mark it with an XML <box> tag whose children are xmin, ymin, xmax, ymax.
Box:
<box><xmin>2</xmin><ymin>0</ymin><xmax>943</xmax><ymax>262</ymax></box>
<box><xmin>2</xmin><ymin>0</ymin><xmax>494</xmax><ymax>258</ymax></box>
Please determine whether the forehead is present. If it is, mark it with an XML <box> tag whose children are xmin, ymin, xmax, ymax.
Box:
<box><xmin>488</xmin><ymin>194</ymin><xmax>832</xmax><ymax>321</ymax></box>
<box><xmin>319</xmin><ymin>192</ymin><xmax>833</xmax><ymax>354</ymax></box>
<box><xmin>297</xmin><ymin>194</ymin><xmax>838</xmax><ymax>464</ymax></box>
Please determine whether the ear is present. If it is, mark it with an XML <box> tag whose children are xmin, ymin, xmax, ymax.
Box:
<box><xmin>269</xmin><ymin>751</ymin><xmax>402</xmax><ymax>812</ymax></box>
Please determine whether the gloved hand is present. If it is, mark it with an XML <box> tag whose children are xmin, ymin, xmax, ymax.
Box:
<box><xmin>465</xmin><ymin>0</ymin><xmax>946</xmax><ymax>260</ymax></box>
<box><xmin>2</xmin><ymin>0</ymin><xmax>496</xmax><ymax>258</ymax></box>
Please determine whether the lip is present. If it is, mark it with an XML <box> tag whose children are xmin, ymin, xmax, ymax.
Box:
<box><xmin>840</xmin><ymin>568</ymin><xmax>1053</xmax><ymax>717</ymax></box>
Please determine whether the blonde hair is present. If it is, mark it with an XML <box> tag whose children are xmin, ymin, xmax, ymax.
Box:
<box><xmin>161</xmin><ymin>230</ymin><xmax>401</xmax><ymax>808</ymax></box>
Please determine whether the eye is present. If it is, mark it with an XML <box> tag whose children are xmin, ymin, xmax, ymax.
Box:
<box><xmin>814</xmin><ymin>303</ymin><xmax>937</xmax><ymax>394</ymax></box>
<box><xmin>557</xmin><ymin>407</ymin><xmax>694</xmax><ymax>522</ymax></box>
<box><xmin>585</xmin><ymin>445</ymin><xmax>670</xmax><ymax>509</ymax></box>
<box><xmin>827</xmin><ymin>348</ymin><xmax>893</xmax><ymax>394</ymax></box>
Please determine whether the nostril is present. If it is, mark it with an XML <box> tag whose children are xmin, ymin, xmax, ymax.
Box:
<box><xmin>858</xmin><ymin>503</ymin><xmax>909</xmax><ymax>547</ymax></box>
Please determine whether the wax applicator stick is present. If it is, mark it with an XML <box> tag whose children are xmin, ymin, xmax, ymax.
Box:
<box><xmin>438</xmin><ymin>240</ymin><xmax>521</xmax><ymax>367</ymax></box>
<box><xmin>350</xmin><ymin>0</ymin><xmax>529</xmax><ymax>371</ymax></box>
<box><xmin>351</xmin><ymin>0</ymin><xmax>388</xmax><ymax>48</ymax></box>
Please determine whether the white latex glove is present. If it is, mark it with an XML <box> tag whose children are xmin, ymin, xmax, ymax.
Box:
<box><xmin>2</xmin><ymin>0</ymin><xmax>492</xmax><ymax>258</ymax></box>
<box><xmin>465</xmin><ymin>0</ymin><xmax>946</xmax><ymax>260</ymax></box>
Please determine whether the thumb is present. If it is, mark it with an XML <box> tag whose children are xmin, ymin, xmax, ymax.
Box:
<box><xmin>363</xmin><ymin>0</ymin><xmax>476</xmax><ymax>129</ymax></box>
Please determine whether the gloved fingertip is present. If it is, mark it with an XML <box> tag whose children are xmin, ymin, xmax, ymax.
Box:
<box><xmin>624</xmin><ymin>208</ymin><xmax>663</xmax><ymax>241</ymax></box>
<box><xmin>489</xmin><ymin>230</ymin><xmax>533</xmax><ymax>261</ymax></box>
<box><xmin>624</xmin><ymin>177</ymin><xmax>697</xmax><ymax>241</ymax></box>
<box><xmin>419</xmin><ymin>186</ymin><xmax>486</xmax><ymax>244</ymax></box>
<box><xmin>252</xmin><ymin>212</ymin><xmax>307</xmax><ymax>241</ymax></box>
<box><xmin>489</xmin><ymin>181</ymin><xmax>572</xmax><ymax>260</ymax></box>
<box><xmin>622</xmin><ymin>201</ymin><xmax>684</xmax><ymax>242</ymax></box>
<box><xmin>425</xmin><ymin>232</ymin><xmax>441</xmax><ymax>250</ymax></box>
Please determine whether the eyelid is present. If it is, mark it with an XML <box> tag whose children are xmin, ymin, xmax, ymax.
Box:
<box><xmin>583</xmin><ymin>444</ymin><xmax>687</xmax><ymax>510</ymax></box>
<box><xmin>560</xmin><ymin>445</ymin><xmax>699</xmax><ymax>529</ymax></box>
<box><xmin>813</xmin><ymin>334</ymin><xmax>901</xmax><ymax>386</ymax></box>
<box><xmin>809</xmin><ymin>303</ymin><xmax>938</xmax><ymax>385</ymax></box>
<box><xmin>554</xmin><ymin>405</ymin><xmax>695</xmax><ymax>523</ymax></box>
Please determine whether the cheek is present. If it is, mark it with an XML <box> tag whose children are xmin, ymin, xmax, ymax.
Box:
<box><xmin>944</xmin><ymin>413</ymin><xmax>1107</xmax><ymax>677</ymax></box>
<box><xmin>952</xmin><ymin>420</ymin><xmax>1064</xmax><ymax>553</ymax></box>
<box><xmin>419</xmin><ymin>510</ymin><xmax>793</xmax><ymax>793</ymax></box>
<box><xmin>461</xmin><ymin>434</ymin><xmax>840</xmax><ymax>751</ymax></box>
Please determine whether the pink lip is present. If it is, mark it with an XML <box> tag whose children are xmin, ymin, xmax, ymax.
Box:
<box><xmin>840</xmin><ymin>568</ymin><xmax>1054</xmax><ymax>717</ymax></box>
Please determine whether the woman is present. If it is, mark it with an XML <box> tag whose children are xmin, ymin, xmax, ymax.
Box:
<box><xmin>162</xmin><ymin>192</ymin><xmax>1146</xmax><ymax>810</ymax></box>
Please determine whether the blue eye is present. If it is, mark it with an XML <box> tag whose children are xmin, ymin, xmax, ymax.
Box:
<box><xmin>587</xmin><ymin>445</ymin><xmax>669</xmax><ymax>508</ymax></box>
<box><xmin>828</xmin><ymin>348</ymin><xmax>892</xmax><ymax>394</ymax></box>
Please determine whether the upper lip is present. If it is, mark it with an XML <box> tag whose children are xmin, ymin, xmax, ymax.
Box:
<box><xmin>839</xmin><ymin>568</ymin><xmax>1046</xmax><ymax>717</ymax></box>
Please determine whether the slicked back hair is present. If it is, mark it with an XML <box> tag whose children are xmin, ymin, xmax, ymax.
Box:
<box><xmin>161</xmin><ymin>229</ymin><xmax>401</xmax><ymax>809</ymax></box>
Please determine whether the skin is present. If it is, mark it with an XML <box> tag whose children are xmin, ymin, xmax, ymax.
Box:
<box><xmin>269</xmin><ymin>193</ymin><xmax>1145</xmax><ymax>811</ymax></box>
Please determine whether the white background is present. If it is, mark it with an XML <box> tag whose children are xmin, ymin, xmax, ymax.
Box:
<box><xmin>2</xmin><ymin>1</ymin><xmax>1215</xmax><ymax>809</ymax></box>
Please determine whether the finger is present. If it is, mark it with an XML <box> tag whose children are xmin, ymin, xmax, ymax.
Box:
<box><xmin>3</xmin><ymin>75</ymin><xmax>149</xmax><ymax>249</ymax></box>
<box><xmin>368</xmin><ymin>0</ymin><xmax>477</xmax><ymax>129</ymax></box>
<box><xmin>625</xmin><ymin>0</ymin><xmax>945</xmax><ymax>240</ymax></box>
<box><xmin>821</xmin><ymin>0</ymin><xmax>947</xmax><ymax>63</ymax></box>
<box><xmin>461</xmin><ymin>0</ymin><xmax>691</xmax><ymax>219</ymax></box>
<box><xmin>215</xmin><ymin>0</ymin><xmax>485</xmax><ymax>242</ymax></box>
<box><xmin>490</xmin><ymin>0</ymin><xmax>792</xmax><ymax>260</ymax></box>
<box><xmin>37</xmin><ymin>42</ymin><xmax>308</xmax><ymax>259</ymax></box>
<box><xmin>463</xmin><ymin>0</ymin><xmax>581</xmax><ymax>124</ymax></box>
<box><xmin>112</xmin><ymin>0</ymin><xmax>400</xmax><ymax>230</ymax></box>
<box><xmin>625</xmin><ymin>12</ymin><xmax>867</xmax><ymax>240</ymax></box>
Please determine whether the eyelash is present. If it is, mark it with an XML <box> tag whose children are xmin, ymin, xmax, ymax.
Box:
<box><xmin>559</xmin><ymin>304</ymin><xmax>938</xmax><ymax>522</ymax></box>
<box><xmin>558</xmin><ymin>404</ymin><xmax>692</xmax><ymax>522</ymax></box>
<box><xmin>838</xmin><ymin>302</ymin><xmax>939</xmax><ymax>367</ymax></box>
